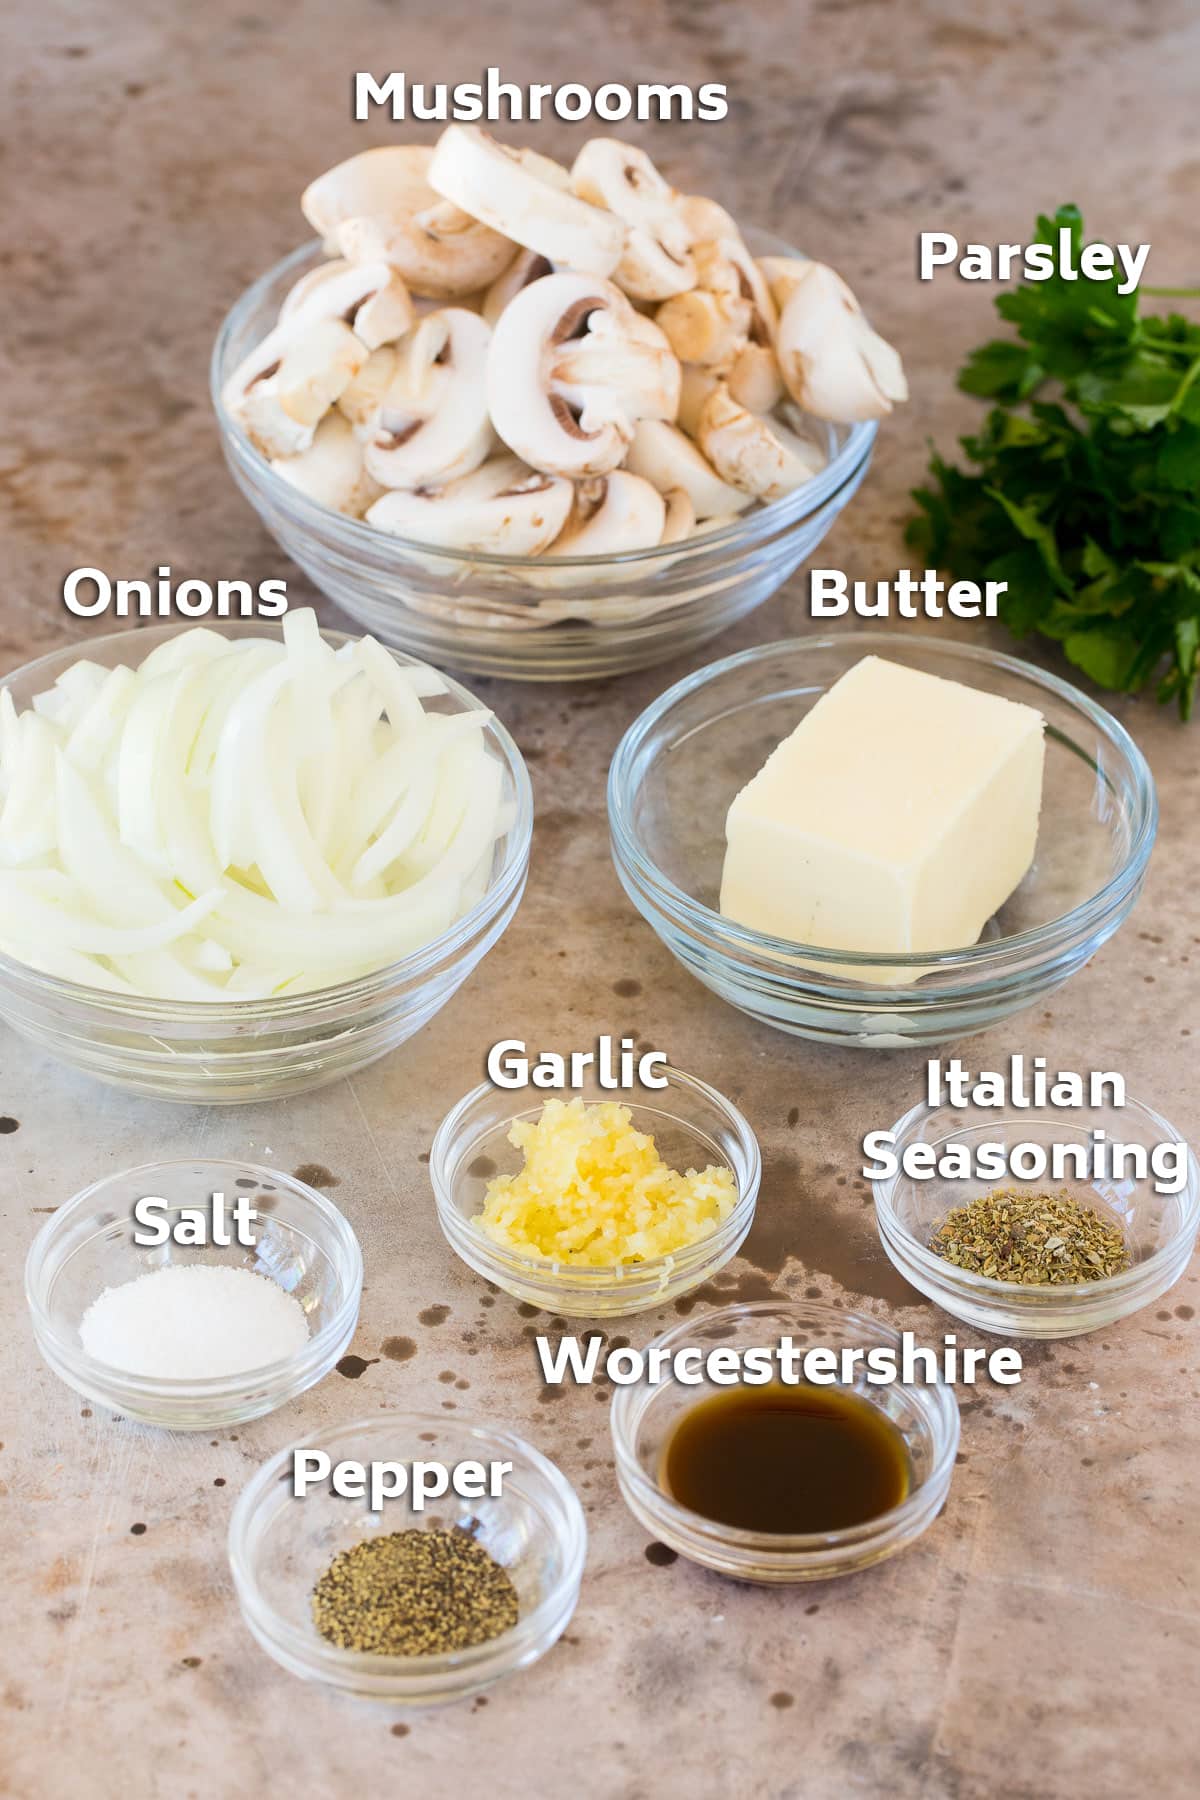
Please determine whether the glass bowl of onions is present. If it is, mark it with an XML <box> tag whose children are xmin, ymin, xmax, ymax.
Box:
<box><xmin>211</xmin><ymin>232</ymin><xmax>879</xmax><ymax>683</ymax></box>
<box><xmin>0</xmin><ymin>616</ymin><xmax>532</xmax><ymax>1102</ymax></box>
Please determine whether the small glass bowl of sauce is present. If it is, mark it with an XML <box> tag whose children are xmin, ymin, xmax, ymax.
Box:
<box><xmin>610</xmin><ymin>1300</ymin><xmax>960</xmax><ymax>1582</ymax></box>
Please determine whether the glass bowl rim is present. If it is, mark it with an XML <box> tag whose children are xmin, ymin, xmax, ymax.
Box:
<box><xmin>209</xmin><ymin>236</ymin><xmax>880</xmax><ymax>571</ymax></box>
<box><xmin>429</xmin><ymin>1063</ymin><xmax>763</xmax><ymax>1285</ymax></box>
<box><xmin>609</xmin><ymin>1298</ymin><xmax>961</xmax><ymax>1552</ymax></box>
<box><xmin>607</xmin><ymin>631</ymin><xmax>1158</xmax><ymax>982</ymax></box>
<box><xmin>227</xmin><ymin>1409</ymin><xmax>588</xmax><ymax>1679</ymax></box>
<box><xmin>872</xmin><ymin>1093</ymin><xmax>1200</xmax><ymax>1300</ymax></box>
<box><xmin>24</xmin><ymin>1157</ymin><xmax>365</xmax><ymax>1395</ymax></box>
<box><xmin>0</xmin><ymin>619</ymin><xmax>533</xmax><ymax>1019</ymax></box>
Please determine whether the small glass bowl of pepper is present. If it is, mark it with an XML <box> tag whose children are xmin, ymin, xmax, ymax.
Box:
<box><xmin>873</xmin><ymin>1095</ymin><xmax>1200</xmax><ymax>1338</ymax></box>
<box><xmin>228</xmin><ymin>1412</ymin><xmax>586</xmax><ymax>1705</ymax></box>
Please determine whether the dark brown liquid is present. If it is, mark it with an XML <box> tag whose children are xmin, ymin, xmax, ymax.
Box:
<box><xmin>661</xmin><ymin>1384</ymin><xmax>910</xmax><ymax>1534</ymax></box>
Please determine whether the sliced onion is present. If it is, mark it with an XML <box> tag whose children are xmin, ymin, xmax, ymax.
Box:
<box><xmin>0</xmin><ymin>610</ymin><xmax>509</xmax><ymax>1000</ymax></box>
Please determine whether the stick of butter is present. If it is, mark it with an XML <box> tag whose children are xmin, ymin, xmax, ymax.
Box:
<box><xmin>720</xmin><ymin>655</ymin><xmax>1045</xmax><ymax>973</ymax></box>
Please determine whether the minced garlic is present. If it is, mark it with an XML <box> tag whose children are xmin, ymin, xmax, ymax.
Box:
<box><xmin>473</xmin><ymin>1098</ymin><xmax>738</xmax><ymax>1266</ymax></box>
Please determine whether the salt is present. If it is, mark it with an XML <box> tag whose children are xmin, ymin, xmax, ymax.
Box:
<box><xmin>79</xmin><ymin>1264</ymin><xmax>309</xmax><ymax>1379</ymax></box>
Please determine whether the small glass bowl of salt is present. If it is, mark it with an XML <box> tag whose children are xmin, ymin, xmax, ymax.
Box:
<box><xmin>25</xmin><ymin>1159</ymin><xmax>363</xmax><ymax>1429</ymax></box>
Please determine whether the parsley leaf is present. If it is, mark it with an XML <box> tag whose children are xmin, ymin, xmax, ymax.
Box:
<box><xmin>909</xmin><ymin>204</ymin><xmax>1200</xmax><ymax>719</ymax></box>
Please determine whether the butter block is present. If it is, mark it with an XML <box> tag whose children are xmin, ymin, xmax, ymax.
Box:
<box><xmin>720</xmin><ymin>655</ymin><xmax>1044</xmax><ymax>970</ymax></box>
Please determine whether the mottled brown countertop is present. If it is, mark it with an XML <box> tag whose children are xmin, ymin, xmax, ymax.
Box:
<box><xmin>2</xmin><ymin>3</ymin><xmax>1198</xmax><ymax>1796</ymax></box>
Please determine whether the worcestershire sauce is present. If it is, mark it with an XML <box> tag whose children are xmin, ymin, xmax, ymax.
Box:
<box><xmin>660</xmin><ymin>1384</ymin><xmax>910</xmax><ymax>1533</ymax></box>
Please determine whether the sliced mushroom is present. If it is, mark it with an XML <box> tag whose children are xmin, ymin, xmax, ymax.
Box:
<box><xmin>697</xmin><ymin>384</ymin><xmax>826</xmax><ymax>502</ymax></box>
<box><xmin>756</xmin><ymin>254</ymin><xmax>810</xmax><ymax>311</ymax></box>
<box><xmin>775</xmin><ymin>262</ymin><xmax>907</xmax><ymax>422</ymax></box>
<box><xmin>364</xmin><ymin>308</ymin><xmax>494</xmax><ymax>489</ymax></box>
<box><xmin>727</xmin><ymin>341</ymin><xmax>785</xmax><ymax>415</ymax></box>
<box><xmin>278</xmin><ymin>257</ymin><xmax>415</xmax><ymax>351</ymax></box>
<box><xmin>678</xmin><ymin>195</ymin><xmax>739</xmax><ymax>241</ymax></box>
<box><xmin>428</xmin><ymin>126</ymin><xmax>625</xmax><ymax>277</ymax></box>
<box><xmin>570</xmin><ymin>140</ymin><xmax>696</xmax><ymax>301</ymax></box>
<box><xmin>336</xmin><ymin>346</ymin><xmax>398</xmax><ymax>439</ymax></box>
<box><xmin>625</xmin><ymin>419</ymin><xmax>752</xmax><ymax>519</ymax></box>
<box><xmin>224</xmin><ymin>319</ymin><xmax>366</xmax><ymax>458</ymax></box>
<box><xmin>488</xmin><ymin>272</ymin><xmax>680</xmax><ymax>478</ymax></box>
<box><xmin>660</xmin><ymin>486</ymin><xmax>697</xmax><ymax>545</ymax></box>
<box><xmin>546</xmin><ymin>471</ymin><xmax>666</xmax><ymax>556</ymax></box>
<box><xmin>270</xmin><ymin>412</ymin><xmax>381</xmax><ymax>516</ymax></box>
<box><xmin>366</xmin><ymin>454</ymin><xmax>573</xmax><ymax>556</ymax></box>
<box><xmin>481</xmin><ymin>246</ymin><xmax>555</xmax><ymax>328</ymax></box>
<box><xmin>657</xmin><ymin>237</ymin><xmax>776</xmax><ymax>374</ymax></box>
<box><xmin>301</xmin><ymin>145</ymin><xmax>515</xmax><ymax>298</ymax></box>
<box><xmin>676</xmin><ymin>363</ymin><xmax>722</xmax><ymax>437</ymax></box>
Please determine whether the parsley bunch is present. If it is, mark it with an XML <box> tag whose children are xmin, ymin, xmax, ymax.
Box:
<box><xmin>908</xmin><ymin>205</ymin><xmax>1200</xmax><ymax>719</ymax></box>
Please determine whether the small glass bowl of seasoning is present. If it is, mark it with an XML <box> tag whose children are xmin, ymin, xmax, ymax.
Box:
<box><xmin>873</xmin><ymin>1096</ymin><xmax>1200</xmax><ymax>1338</ymax></box>
<box><xmin>430</xmin><ymin>1066</ymin><xmax>761</xmax><ymax>1318</ymax></box>
<box><xmin>609</xmin><ymin>1300</ymin><xmax>959</xmax><ymax>1582</ymax></box>
<box><xmin>228</xmin><ymin>1412</ymin><xmax>586</xmax><ymax>1705</ymax></box>
<box><xmin>25</xmin><ymin>1159</ymin><xmax>363</xmax><ymax>1428</ymax></box>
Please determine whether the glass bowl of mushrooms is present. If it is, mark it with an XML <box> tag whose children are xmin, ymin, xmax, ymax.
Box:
<box><xmin>211</xmin><ymin>131</ymin><xmax>890</xmax><ymax>681</ymax></box>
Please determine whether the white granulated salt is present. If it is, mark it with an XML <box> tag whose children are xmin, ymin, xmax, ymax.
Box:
<box><xmin>79</xmin><ymin>1263</ymin><xmax>310</xmax><ymax>1379</ymax></box>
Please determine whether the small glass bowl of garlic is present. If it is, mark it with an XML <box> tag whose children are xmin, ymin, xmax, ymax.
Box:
<box><xmin>212</xmin><ymin>129</ymin><xmax>892</xmax><ymax>681</ymax></box>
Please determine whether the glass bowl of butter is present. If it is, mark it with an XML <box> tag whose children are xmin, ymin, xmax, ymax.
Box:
<box><xmin>430</xmin><ymin>1065</ymin><xmax>761</xmax><ymax>1317</ymax></box>
<box><xmin>608</xmin><ymin>633</ymin><xmax>1157</xmax><ymax>1049</ymax></box>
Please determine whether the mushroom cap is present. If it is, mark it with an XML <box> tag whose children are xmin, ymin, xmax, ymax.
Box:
<box><xmin>279</xmin><ymin>257</ymin><xmax>415</xmax><ymax>351</ymax></box>
<box><xmin>428</xmin><ymin>126</ymin><xmax>625</xmax><ymax>278</ymax></box>
<box><xmin>364</xmin><ymin>308</ymin><xmax>495</xmax><ymax>489</ymax></box>
<box><xmin>270</xmin><ymin>412</ymin><xmax>381</xmax><ymax>517</ymax></box>
<box><xmin>625</xmin><ymin>419</ymin><xmax>752</xmax><ymax>520</ymax></box>
<box><xmin>366</xmin><ymin>454</ymin><xmax>573</xmax><ymax>557</ymax></box>
<box><xmin>776</xmin><ymin>262</ymin><xmax>908</xmax><ymax>422</ymax></box>
<box><xmin>487</xmin><ymin>271</ymin><xmax>680</xmax><ymax>480</ymax></box>
<box><xmin>697</xmin><ymin>385</ymin><xmax>825</xmax><ymax>502</ymax></box>
<box><xmin>571</xmin><ymin>139</ymin><xmax>696</xmax><ymax>301</ymax></box>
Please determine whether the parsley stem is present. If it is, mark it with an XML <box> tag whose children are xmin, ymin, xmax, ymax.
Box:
<box><xmin>1142</xmin><ymin>285</ymin><xmax>1200</xmax><ymax>298</ymax></box>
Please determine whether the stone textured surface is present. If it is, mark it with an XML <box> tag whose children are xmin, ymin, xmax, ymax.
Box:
<box><xmin>2</xmin><ymin>2</ymin><xmax>1198</xmax><ymax>1796</ymax></box>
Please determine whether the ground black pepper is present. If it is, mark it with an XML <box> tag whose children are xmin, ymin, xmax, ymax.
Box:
<box><xmin>311</xmin><ymin>1527</ymin><xmax>519</xmax><ymax>1656</ymax></box>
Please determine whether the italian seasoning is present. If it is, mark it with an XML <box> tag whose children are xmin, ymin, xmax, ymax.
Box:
<box><xmin>929</xmin><ymin>1187</ymin><xmax>1130</xmax><ymax>1285</ymax></box>
<box><xmin>311</xmin><ymin>1527</ymin><xmax>519</xmax><ymax>1657</ymax></box>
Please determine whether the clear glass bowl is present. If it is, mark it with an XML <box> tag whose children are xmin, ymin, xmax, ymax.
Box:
<box><xmin>24</xmin><ymin>1159</ymin><xmax>363</xmax><ymax>1428</ymax></box>
<box><xmin>429</xmin><ymin>1065</ymin><xmax>761</xmax><ymax>1318</ymax></box>
<box><xmin>608</xmin><ymin>634</ymin><xmax>1157</xmax><ymax>1048</ymax></box>
<box><xmin>873</xmin><ymin>1095</ymin><xmax>1200</xmax><ymax>1338</ymax></box>
<box><xmin>0</xmin><ymin>622</ymin><xmax>532</xmax><ymax>1102</ymax></box>
<box><xmin>609</xmin><ymin>1300</ymin><xmax>959</xmax><ymax>1582</ymax></box>
<box><xmin>228</xmin><ymin>1412</ymin><xmax>586</xmax><ymax>1704</ymax></box>
<box><xmin>210</xmin><ymin>236</ymin><xmax>878</xmax><ymax>682</ymax></box>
